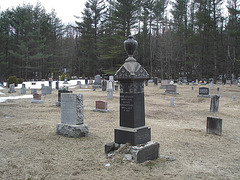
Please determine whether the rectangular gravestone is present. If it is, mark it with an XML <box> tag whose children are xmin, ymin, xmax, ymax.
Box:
<box><xmin>21</xmin><ymin>84</ymin><xmax>26</xmax><ymax>94</ymax></box>
<box><xmin>8</xmin><ymin>84</ymin><xmax>16</xmax><ymax>93</ymax></box>
<box><xmin>94</xmin><ymin>75</ymin><xmax>101</xmax><ymax>88</ymax></box>
<box><xmin>207</xmin><ymin>117</ymin><xmax>222</xmax><ymax>136</ymax></box>
<box><xmin>85</xmin><ymin>78</ymin><xmax>88</xmax><ymax>88</ymax></box>
<box><xmin>160</xmin><ymin>80</ymin><xmax>171</xmax><ymax>89</ymax></box>
<box><xmin>56</xmin><ymin>90</ymin><xmax>72</xmax><ymax>106</ymax></box>
<box><xmin>41</xmin><ymin>86</ymin><xmax>52</xmax><ymax>95</ymax></box>
<box><xmin>32</xmin><ymin>93</ymin><xmax>43</xmax><ymax>103</ymax></box>
<box><xmin>61</xmin><ymin>93</ymin><xmax>84</xmax><ymax>125</ymax></box>
<box><xmin>107</xmin><ymin>88</ymin><xmax>113</xmax><ymax>99</ymax></box>
<box><xmin>102</xmin><ymin>80</ymin><xmax>107</xmax><ymax>91</ymax></box>
<box><xmin>56</xmin><ymin>93</ymin><xmax>88</xmax><ymax>137</ymax></box>
<box><xmin>226</xmin><ymin>80</ymin><xmax>231</xmax><ymax>85</ymax></box>
<box><xmin>31</xmin><ymin>89</ymin><xmax>37</xmax><ymax>94</ymax></box>
<box><xmin>165</xmin><ymin>84</ymin><xmax>179</xmax><ymax>94</ymax></box>
<box><xmin>170</xmin><ymin>97</ymin><xmax>174</xmax><ymax>106</ymax></box>
<box><xmin>153</xmin><ymin>77</ymin><xmax>158</xmax><ymax>85</ymax></box>
<box><xmin>93</xmin><ymin>100</ymin><xmax>109</xmax><ymax>112</ymax></box>
<box><xmin>77</xmin><ymin>81</ymin><xmax>81</xmax><ymax>88</ymax></box>
<box><xmin>197</xmin><ymin>87</ymin><xmax>210</xmax><ymax>98</ymax></box>
<box><xmin>56</xmin><ymin>81</ymin><xmax>59</xmax><ymax>90</ymax></box>
<box><xmin>210</xmin><ymin>95</ymin><xmax>220</xmax><ymax>113</ymax></box>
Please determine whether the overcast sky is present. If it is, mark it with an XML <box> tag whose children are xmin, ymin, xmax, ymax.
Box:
<box><xmin>0</xmin><ymin>0</ymin><xmax>87</xmax><ymax>24</ymax></box>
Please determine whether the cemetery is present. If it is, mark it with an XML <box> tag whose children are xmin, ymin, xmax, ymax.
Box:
<box><xmin>0</xmin><ymin>34</ymin><xmax>240</xmax><ymax>179</ymax></box>
<box><xmin>0</xmin><ymin>77</ymin><xmax>239</xmax><ymax>180</ymax></box>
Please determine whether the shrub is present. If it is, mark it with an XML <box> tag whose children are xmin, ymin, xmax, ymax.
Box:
<box><xmin>17</xmin><ymin>78</ymin><xmax>24</xmax><ymax>84</ymax></box>
<box><xmin>7</xmin><ymin>76</ymin><xmax>18</xmax><ymax>88</ymax></box>
<box><xmin>60</xmin><ymin>73</ymin><xmax>65</xmax><ymax>81</ymax></box>
<box><xmin>53</xmin><ymin>71</ymin><xmax>59</xmax><ymax>80</ymax></box>
<box><xmin>66</xmin><ymin>73</ymin><xmax>70</xmax><ymax>81</ymax></box>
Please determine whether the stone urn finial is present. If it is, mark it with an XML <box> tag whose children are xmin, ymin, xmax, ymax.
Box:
<box><xmin>124</xmin><ymin>36</ymin><xmax>138</xmax><ymax>61</ymax></box>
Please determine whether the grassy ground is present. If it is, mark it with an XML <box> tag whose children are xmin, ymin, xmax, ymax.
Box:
<box><xmin>0</xmin><ymin>83</ymin><xmax>240</xmax><ymax>179</ymax></box>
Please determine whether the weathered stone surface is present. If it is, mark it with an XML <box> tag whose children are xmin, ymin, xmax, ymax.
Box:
<box><xmin>8</xmin><ymin>84</ymin><xmax>16</xmax><ymax>93</ymax></box>
<box><xmin>165</xmin><ymin>85</ymin><xmax>179</xmax><ymax>94</ymax></box>
<box><xmin>57</xmin><ymin>90</ymin><xmax>72</xmax><ymax>106</ymax></box>
<box><xmin>210</xmin><ymin>95</ymin><xmax>220</xmax><ymax>113</ymax></box>
<box><xmin>107</xmin><ymin>88</ymin><xmax>113</xmax><ymax>99</ymax></box>
<box><xmin>115</xmin><ymin>126</ymin><xmax>151</xmax><ymax>146</ymax></box>
<box><xmin>31</xmin><ymin>89</ymin><xmax>37</xmax><ymax>94</ymax></box>
<box><xmin>21</xmin><ymin>87</ymin><xmax>26</xmax><ymax>94</ymax></box>
<box><xmin>102</xmin><ymin>80</ymin><xmax>107</xmax><ymax>91</ymax></box>
<box><xmin>41</xmin><ymin>86</ymin><xmax>52</xmax><ymax>95</ymax></box>
<box><xmin>207</xmin><ymin>117</ymin><xmax>222</xmax><ymax>136</ymax></box>
<box><xmin>56</xmin><ymin>123</ymin><xmax>88</xmax><ymax>138</ymax></box>
<box><xmin>115</xmin><ymin>61</ymin><xmax>149</xmax><ymax>80</ymax></box>
<box><xmin>105</xmin><ymin>142</ymin><xmax>116</xmax><ymax>154</ymax></box>
<box><xmin>131</xmin><ymin>142</ymin><xmax>159</xmax><ymax>163</ymax></box>
<box><xmin>160</xmin><ymin>80</ymin><xmax>171</xmax><ymax>89</ymax></box>
<box><xmin>61</xmin><ymin>93</ymin><xmax>84</xmax><ymax>125</ymax></box>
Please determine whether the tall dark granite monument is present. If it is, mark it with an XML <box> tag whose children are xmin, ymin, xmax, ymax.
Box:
<box><xmin>106</xmin><ymin>36</ymin><xmax>159</xmax><ymax>163</ymax></box>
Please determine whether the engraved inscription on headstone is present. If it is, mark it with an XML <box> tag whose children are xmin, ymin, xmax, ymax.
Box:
<box><xmin>197</xmin><ymin>87</ymin><xmax>210</xmax><ymax>98</ymax></box>
<box><xmin>61</xmin><ymin>94</ymin><xmax>84</xmax><ymax>125</ymax></box>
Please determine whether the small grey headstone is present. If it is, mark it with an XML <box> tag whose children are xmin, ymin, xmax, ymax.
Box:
<box><xmin>210</xmin><ymin>95</ymin><xmax>220</xmax><ymax>113</ymax></box>
<box><xmin>31</xmin><ymin>89</ymin><xmax>37</xmax><ymax>94</ymax></box>
<box><xmin>8</xmin><ymin>84</ymin><xmax>16</xmax><ymax>93</ymax></box>
<box><xmin>170</xmin><ymin>97</ymin><xmax>174</xmax><ymax>106</ymax></box>
<box><xmin>42</xmin><ymin>86</ymin><xmax>52</xmax><ymax>95</ymax></box>
<box><xmin>77</xmin><ymin>81</ymin><xmax>81</xmax><ymax>88</ymax></box>
<box><xmin>107</xmin><ymin>88</ymin><xmax>113</xmax><ymax>99</ymax></box>
<box><xmin>232</xmin><ymin>96</ymin><xmax>236</xmax><ymax>101</ymax></box>
<box><xmin>165</xmin><ymin>84</ymin><xmax>179</xmax><ymax>94</ymax></box>
<box><xmin>207</xmin><ymin>117</ymin><xmax>222</xmax><ymax>136</ymax></box>
<box><xmin>102</xmin><ymin>80</ymin><xmax>107</xmax><ymax>91</ymax></box>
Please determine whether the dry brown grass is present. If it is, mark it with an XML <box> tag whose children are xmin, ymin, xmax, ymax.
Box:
<box><xmin>0</xmin><ymin>84</ymin><xmax>240</xmax><ymax>179</ymax></box>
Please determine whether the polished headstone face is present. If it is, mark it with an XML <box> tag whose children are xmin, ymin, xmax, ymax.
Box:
<box><xmin>61</xmin><ymin>94</ymin><xmax>83</xmax><ymax>125</ymax></box>
<box><xmin>199</xmin><ymin>87</ymin><xmax>209</xmax><ymax>95</ymax></box>
<box><xmin>120</xmin><ymin>81</ymin><xmax>145</xmax><ymax>128</ymax></box>
<box><xmin>207</xmin><ymin>117</ymin><xmax>222</xmax><ymax>136</ymax></box>
<box><xmin>96</xmin><ymin>100</ymin><xmax>108</xmax><ymax>110</ymax></box>
<box><xmin>102</xmin><ymin>80</ymin><xmax>107</xmax><ymax>91</ymax></box>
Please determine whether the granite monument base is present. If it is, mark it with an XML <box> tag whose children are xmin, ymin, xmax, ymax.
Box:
<box><xmin>114</xmin><ymin>126</ymin><xmax>151</xmax><ymax>146</ymax></box>
<box><xmin>31</xmin><ymin>99</ymin><xmax>43</xmax><ymax>103</ymax></box>
<box><xmin>131</xmin><ymin>142</ymin><xmax>159</xmax><ymax>163</ymax></box>
<box><xmin>93</xmin><ymin>108</ymin><xmax>109</xmax><ymax>113</ymax></box>
<box><xmin>197</xmin><ymin>95</ymin><xmax>210</xmax><ymax>98</ymax></box>
<box><xmin>105</xmin><ymin>141</ymin><xmax>159</xmax><ymax>163</ymax></box>
<box><xmin>56</xmin><ymin>123</ymin><xmax>88</xmax><ymax>138</ymax></box>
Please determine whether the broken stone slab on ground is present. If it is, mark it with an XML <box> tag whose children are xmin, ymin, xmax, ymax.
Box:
<box><xmin>105</xmin><ymin>141</ymin><xmax>159</xmax><ymax>163</ymax></box>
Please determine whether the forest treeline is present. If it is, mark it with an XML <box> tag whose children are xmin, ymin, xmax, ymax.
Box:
<box><xmin>0</xmin><ymin>0</ymin><xmax>240</xmax><ymax>82</ymax></box>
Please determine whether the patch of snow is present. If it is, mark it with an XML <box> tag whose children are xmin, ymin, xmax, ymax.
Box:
<box><xmin>0</xmin><ymin>95</ymin><xmax>32</xmax><ymax>103</ymax></box>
